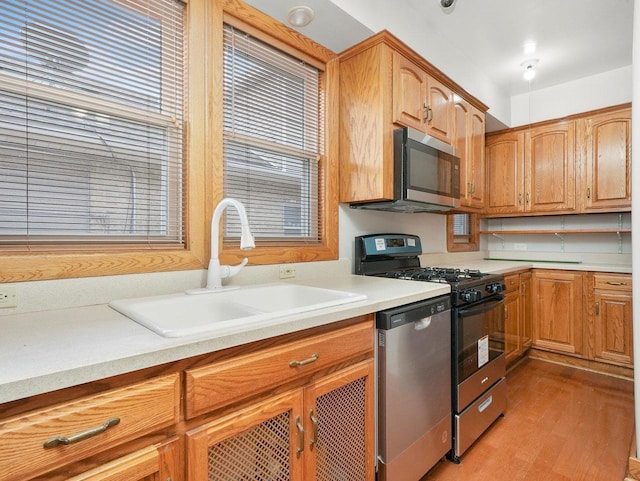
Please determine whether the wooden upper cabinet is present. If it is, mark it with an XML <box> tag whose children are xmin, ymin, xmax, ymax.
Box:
<box><xmin>339</xmin><ymin>43</ymin><xmax>393</xmax><ymax>203</ymax></box>
<box><xmin>392</xmin><ymin>52</ymin><xmax>452</xmax><ymax>144</ymax></box>
<box><xmin>425</xmin><ymin>76</ymin><xmax>452</xmax><ymax>143</ymax></box>
<box><xmin>525</xmin><ymin>121</ymin><xmax>576</xmax><ymax>213</ymax></box>
<box><xmin>338</xmin><ymin>31</ymin><xmax>485</xmax><ymax>204</ymax></box>
<box><xmin>579</xmin><ymin>107</ymin><xmax>632</xmax><ymax>211</ymax></box>
<box><xmin>393</xmin><ymin>52</ymin><xmax>428</xmax><ymax>132</ymax></box>
<box><xmin>484</xmin><ymin>104</ymin><xmax>630</xmax><ymax>217</ymax></box>
<box><xmin>455</xmin><ymin>98</ymin><xmax>485</xmax><ymax>209</ymax></box>
<box><xmin>485</xmin><ymin>131</ymin><xmax>525</xmax><ymax>215</ymax></box>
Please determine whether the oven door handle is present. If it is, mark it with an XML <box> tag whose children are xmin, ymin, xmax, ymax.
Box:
<box><xmin>457</xmin><ymin>295</ymin><xmax>504</xmax><ymax>317</ymax></box>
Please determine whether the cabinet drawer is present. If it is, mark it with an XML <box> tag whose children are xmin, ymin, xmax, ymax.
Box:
<box><xmin>594</xmin><ymin>273</ymin><xmax>632</xmax><ymax>291</ymax></box>
<box><xmin>185</xmin><ymin>319</ymin><xmax>374</xmax><ymax>419</ymax></box>
<box><xmin>503</xmin><ymin>274</ymin><xmax>520</xmax><ymax>293</ymax></box>
<box><xmin>0</xmin><ymin>373</ymin><xmax>180</xmax><ymax>481</ymax></box>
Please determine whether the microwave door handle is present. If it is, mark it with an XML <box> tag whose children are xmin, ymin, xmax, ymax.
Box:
<box><xmin>457</xmin><ymin>296</ymin><xmax>504</xmax><ymax>318</ymax></box>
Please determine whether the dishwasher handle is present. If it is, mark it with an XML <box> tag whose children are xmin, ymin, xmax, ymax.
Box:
<box><xmin>457</xmin><ymin>296</ymin><xmax>504</xmax><ymax>318</ymax></box>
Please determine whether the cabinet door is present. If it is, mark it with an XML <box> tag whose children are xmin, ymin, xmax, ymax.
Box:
<box><xmin>532</xmin><ymin>270</ymin><xmax>584</xmax><ymax>355</ymax></box>
<box><xmin>455</xmin><ymin>100</ymin><xmax>485</xmax><ymax>209</ymax></box>
<box><xmin>466</xmin><ymin>107</ymin><xmax>486</xmax><ymax>208</ymax></box>
<box><xmin>187</xmin><ymin>390</ymin><xmax>304</xmax><ymax>481</ymax></box>
<box><xmin>593</xmin><ymin>291</ymin><xmax>633</xmax><ymax>365</ymax></box>
<box><xmin>392</xmin><ymin>52</ymin><xmax>428</xmax><ymax>132</ymax></box>
<box><xmin>485</xmin><ymin>131</ymin><xmax>525</xmax><ymax>215</ymax></box>
<box><xmin>303</xmin><ymin>361</ymin><xmax>375</xmax><ymax>481</ymax></box>
<box><xmin>66</xmin><ymin>439</ymin><xmax>180</xmax><ymax>481</ymax></box>
<box><xmin>582</xmin><ymin>108</ymin><xmax>632</xmax><ymax>211</ymax></box>
<box><xmin>425</xmin><ymin>76</ymin><xmax>452</xmax><ymax>143</ymax></box>
<box><xmin>503</xmin><ymin>289</ymin><xmax>521</xmax><ymax>365</ymax></box>
<box><xmin>520</xmin><ymin>272</ymin><xmax>533</xmax><ymax>349</ymax></box>
<box><xmin>525</xmin><ymin>122</ymin><xmax>576</xmax><ymax>212</ymax></box>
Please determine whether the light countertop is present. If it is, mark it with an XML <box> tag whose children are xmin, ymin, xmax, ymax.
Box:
<box><xmin>1</xmin><ymin>260</ymin><xmax>630</xmax><ymax>404</ymax></box>
<box><xmin>1</xmin><ymin>275</ymin><xmax>449</xmax><ymax>404</ymax></box>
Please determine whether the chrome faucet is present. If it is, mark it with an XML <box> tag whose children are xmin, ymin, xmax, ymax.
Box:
<box><xmin>187</xmin><ymin>198</ymin><xmax>255</xmax><ymax>294</ymax></box>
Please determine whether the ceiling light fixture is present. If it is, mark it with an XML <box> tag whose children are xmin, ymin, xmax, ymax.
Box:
<box><xmin>440</xmin><ymin>0</ymin><xmax>456</xmax><ymax>8</ymax></box>
<box><xmin>521</xmin><ymin>59</ymin><xmax>539</xmax><ymax>81</ymax></box>
<box><xmin>287</xmin><ymin>6</ymin><xmax>315</xmax><ymax>27</ymax></box>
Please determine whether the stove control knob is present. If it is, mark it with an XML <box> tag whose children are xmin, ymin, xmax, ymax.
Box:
<box><xmin>486</xmin><ymin>282</ymin><xmax>506</xmax><ymax>294</ymax></box>
<box><xmin>460</xmin><ymin>289</ymin><xmax>481</xmax><ymax>302</ymax></box>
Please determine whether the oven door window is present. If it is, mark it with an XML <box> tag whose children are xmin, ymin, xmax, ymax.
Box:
<box><xmin>456</xmin><ymin>296</ymin><xmax>505</xmax><ymax>382</ymax></box>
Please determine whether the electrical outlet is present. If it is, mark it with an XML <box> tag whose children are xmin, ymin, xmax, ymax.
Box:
<box><xmin>0</xmin><ymin>285</ymin><xmax>17</xmax><ymax>308</ymax></box>
<box><xmin>279</xmin><ymin>265</ymin><xmax>296</xmax><ymax>279</ymax></box>
<box><xmin>513</xmin><ymin>243</ymin><xmax>528</xmax><ymax>251</ymax></box>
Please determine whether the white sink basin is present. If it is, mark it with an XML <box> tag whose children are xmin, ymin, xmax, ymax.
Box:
<box><xmin>109</xmin><ymin>283</ymin><xmax>367</xmax><ymax>338</ymax></box>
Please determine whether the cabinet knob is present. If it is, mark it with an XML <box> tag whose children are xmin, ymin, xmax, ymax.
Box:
<box><xmin>595</xmin><ymin>302</ymin><xmax>600</xmax><ymax>316</ymax></box>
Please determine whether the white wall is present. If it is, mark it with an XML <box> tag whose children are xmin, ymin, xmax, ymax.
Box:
<box><xmin>511</xmin><ymin>66</ymin><xmax>633</xmax><ymax>127</ymax></box>
<box><xmin>632</xmin><ymin>0</ymin><xmax>640</xmax><ymax>460</ymax></box>
<box><xmin>328</xmin><ymin>0</ymin><xmax>511</xmax><ymax>126</ymax></box>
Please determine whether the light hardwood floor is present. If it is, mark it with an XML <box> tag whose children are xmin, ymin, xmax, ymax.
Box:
<box><xmin>423</xmin><ymin>358</ymin><xmax>635</xmax><ymax>481</ymax></box>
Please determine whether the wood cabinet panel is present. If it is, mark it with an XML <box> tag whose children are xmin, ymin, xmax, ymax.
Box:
<box><xmin>580</xmin><ymin>108</ymin><xmax>632</xmax><ymax>211</ymax></box>
<box><xmin>593</xmin><ymin>273</ymin><xmax>633</xmax><ymax>366</ymax></box>
<box><xmin>185</xmin><ymin>319</ymin><xmax>374</xmax><ymax>419</ymax></box>
<box><xmin>532</xmin><ymin>270</ymin><xmax>584</xmax><ymax>355</ymax></box>
<box><xmin>526</xmin><ymin>122</ymin><xmax>576</xmax><ymax>212</ymax></box>
<box><xmin>455</xmin><ymin>98</ymin><xmax>485</xmax><ymax>209</ymax></box>
<box><xmin>0</xmin><ymin>374</ymin><xmax>180</xmax><ymax>481</ymax></box>
<box><xmin>425</xmin><ymin>76</ymin><xmax>452</xmax><ymax>143</ymax></box>
<box><xmin>66</xmin><ymin>438</ymin><xmax>180</xmax><ymax>481</ymax></box>
<box><xmin>393</xmin><ymin>52</ymin><xmax>428</xmax><ymax>132</ymax></box>
<box><xmin>186</xmin><ymin>360</ymin><xmax>375</xmax><ymax>481</ymax></box>
<box><xmin>485</xmin><ymin>131</ymin><xmax>525</xmax><ymax>214</ymax></box>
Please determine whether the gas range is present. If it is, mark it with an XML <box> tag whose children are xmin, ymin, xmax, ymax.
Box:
<box><xmin>354</xmin><ymin>233</ymin><xmax>505</xmax><ymax>306</ymax></box>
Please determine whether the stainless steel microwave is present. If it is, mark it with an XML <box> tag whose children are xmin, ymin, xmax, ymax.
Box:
<box><xmin>351</xmin><ymin>127</ymin><xmax>461</xmax><ymax>213</ymax></box>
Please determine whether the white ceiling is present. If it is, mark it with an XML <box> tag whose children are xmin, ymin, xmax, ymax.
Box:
<box><xmin>244</xmin><ymin>0</ymin><xmax>634</xmax><ymax>107</ymax></box>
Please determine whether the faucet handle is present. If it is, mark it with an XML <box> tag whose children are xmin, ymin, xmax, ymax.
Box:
<box><xmin>220</xmin><ymin>258</ymin><xmax>249</xmax><ymax>279</ymax></box>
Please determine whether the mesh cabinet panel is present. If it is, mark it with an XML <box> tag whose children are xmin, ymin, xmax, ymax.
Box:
<box><xmin>314</xmin><ymin>377</ymin><xmax>367</xmax><ymax>481</ymax></box>
<box><xmin>207</xmin><ymin>411</ymin><xmax>291</xmax><ymax>481</ymax></box>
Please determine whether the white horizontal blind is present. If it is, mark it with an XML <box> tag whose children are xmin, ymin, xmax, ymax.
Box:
<box><xmin>452</xmin><ymin>213</ymin><xmax>471</xmax><ymax>243</ymax></box>
<box><xmin>222</xmin><ymin>24</ymin><xmax>321</xmax><ymax>243</ymax></box>
<box><xmin>0</xmin><ymin>0</ymin><xmax>185</xmax><ymax>247</ymax></box>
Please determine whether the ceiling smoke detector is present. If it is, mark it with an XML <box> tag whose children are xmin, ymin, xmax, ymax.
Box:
<box><xmin>287</xmin><ymin>6</ymin><xmax>315</xmax><ymax>27</ymax></box>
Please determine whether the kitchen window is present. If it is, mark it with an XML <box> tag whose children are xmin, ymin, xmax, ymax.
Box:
<box><xmin>447</xmin><ymin>213</ymin><xmax>480</xmax><ymax>252</ymax></box>
<box><xmin>0</xmin><ymin>0</ymin><xmax>185</xmax><ymax>248</ymax></box>
<box><xmin>217</xmin><ymin>14</ymin><xmax>338</xmax><ymax>264</ymax></box>
<box><xmin>222</xmin><ymin>24</ymin><xmax>319</xmax><ymax>243</ymax></box>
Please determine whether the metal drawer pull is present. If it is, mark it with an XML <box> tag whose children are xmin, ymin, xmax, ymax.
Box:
<box><xmin>43</xmin><ymin>418</ymin><xmax>120</xmax><ymax>448</ymax></box>
<box><xmin>295</xmin><ymin>416</ymin><xmax>304</xmax><ymax>458</ymax></box>
<box><xmin>606</xmin><ymin>281</ymin><xmax>627</xmax><ymax>286</ymax></box>
<box><xmin>289</xmin><ymin>353</ymin><xmax>319</xmax><ymax>367</ymax></box>
<box><xmin>309</xmin><ymin>409</ymin><xmax>318</xmax><ymax>449</ymax></box>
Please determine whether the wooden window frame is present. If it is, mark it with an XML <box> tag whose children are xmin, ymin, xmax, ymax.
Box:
<box><xmin>217</xmin><ymin>0</ymin><xmax>339</xmax><ymax>266</ymax></box>
<box><xmin>446</xmin><ymin>212</ymin><xmax>480</xmax><ymax>252</ymax></box>
<box><xmin>0</xmin><ymin>0</ymin><xmax>339</xmax><ymax>282</ymax></box>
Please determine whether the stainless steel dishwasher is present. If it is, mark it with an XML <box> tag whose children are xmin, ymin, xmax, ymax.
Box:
<box><xmin>376</xmin><ymin>294</ymin><xmax>452</xmax><ymax>481</ymax></box>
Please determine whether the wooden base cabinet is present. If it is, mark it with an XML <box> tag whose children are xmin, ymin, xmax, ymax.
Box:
<box><xmin>503</xmin><ymin>271</ymin><xmax>532</xmax><ymax>366</ymax></box>
<box><xmin>187</xmin><ymin>361</ymin><xmax>375</xmax><ymax>481</ymax></box>
<box><xmin>531</xmin><ymin>270</ymin><xmax>633</xmax><ymax>373</ymax></box>
<box><xmin>591</xmin><ymin>273</ymin><xmax>633</xmax><ymax>366</ymax></box>
<box><xmin>532</xmin><ymin>270</ymin><xmax>585</xmax><ymax>356</ymax></box>
<box><xmin>0</xmin><ymin>316</ymin><xmax>375</xmax><ymax>481</ymax></box>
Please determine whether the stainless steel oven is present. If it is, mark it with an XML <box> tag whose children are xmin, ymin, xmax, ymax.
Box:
<box><xmin>450</xmin><ymin>281</ymin><xmax>506</xmax><ymax>462</ymax></box>
<box><xmin>355</xmin><ymin>233</ymin><xmax>507</xmax><ymax>467</ymax></box>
